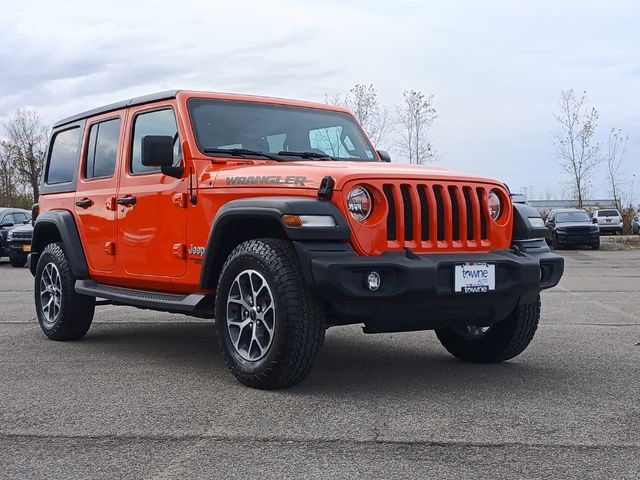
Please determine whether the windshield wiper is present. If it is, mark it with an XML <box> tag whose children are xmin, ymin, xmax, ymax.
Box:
<box><xmin>277</xmin><ymin>151</ymin><xmax>333</xmax><ymax>161</ymax></box>
<box><xmin>203</xmin><ymin>148</ymin><xmax>285</xmax><ymax>162</ymax></box>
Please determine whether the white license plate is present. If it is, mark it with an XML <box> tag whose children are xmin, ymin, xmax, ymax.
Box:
<box><xmin>606</xmin><ymin>219</ymin><xmax>612</xmax><ymax>223</ymax></box>
<box><xmin>454</xmin><ymin>263</ymin><xmax>495</xmax><ymax>293</ymax></box>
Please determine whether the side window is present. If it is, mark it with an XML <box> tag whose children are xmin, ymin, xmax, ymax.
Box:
<box><xmin>46</xmin><ymin>127</ymin><xmax>82</xmax><ymax>184</ymax></box>
<box><xmin>130</xmin><ymin>109</ymin><xmax>180</xmax><ymax>174</ymax></box>
<box><xmin>86</xmin><ymin>118</ymin><xmax>121</xmax><ymax>179</ymax></box>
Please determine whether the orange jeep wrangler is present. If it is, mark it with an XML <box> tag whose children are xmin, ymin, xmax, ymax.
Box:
<box><xmin>31</xmin><ymin>90</ymin><xmax>563</xmax><ymax>389</ymax></box>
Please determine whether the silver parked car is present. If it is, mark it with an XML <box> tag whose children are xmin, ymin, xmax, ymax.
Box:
<box><xmin>591</xmin><ymin>209</ymin><xmax>623</xmax><ymax>235</ymax></box>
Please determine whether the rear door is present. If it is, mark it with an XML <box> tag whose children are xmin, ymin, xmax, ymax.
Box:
<box><xmin>74</xmin><ymin>113</ymin><xmax>123</xmax><ymax>273</ymax></box>
<box><xmin>115</xmin><ymin>104</ymin><xmax>187</xmax><ymax>278</ymax></box>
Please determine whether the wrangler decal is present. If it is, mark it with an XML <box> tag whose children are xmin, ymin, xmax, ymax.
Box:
<box><xmin>225</xmin><ymin>175</ymin><xmax>307</xmax><ymax>186</ymax></box>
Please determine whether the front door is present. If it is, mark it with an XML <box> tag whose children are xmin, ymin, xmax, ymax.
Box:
<box><xmin>116</xmin><ymin>104</ymin><xmax>187</xmax><ymax>279</ymax></box>
<box><xmin>74</xmin><ymin>113</ymin><xmax>122</xmax><ymax>273</ymax></box>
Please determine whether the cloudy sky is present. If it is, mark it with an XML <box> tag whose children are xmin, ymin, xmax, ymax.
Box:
<box><xmin>1</xmin><ymin>0</ymin><xmax>638</xmax><ymax>201</ymax></box>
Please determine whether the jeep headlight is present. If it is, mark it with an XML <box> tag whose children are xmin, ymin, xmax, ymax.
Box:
<box><xmin>6</xmin><ymin>231</ymin><xmax>13</xmax><ymax>241</ymax></box>
<box><xmin>487</xmin><ymin>190</ymin><xmax>502</xmax><ymax>221</ymax></box>
<box><xmin>347</xmin><ymin>186</ymin><xmax>372</xmax><ymax>222</ymax></box>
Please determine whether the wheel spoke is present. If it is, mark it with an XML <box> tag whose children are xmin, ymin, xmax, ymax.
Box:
<box><xmin>228</xmin><ymin>297</ymin><xmax>251</xmax><ymax>311</ymax></box>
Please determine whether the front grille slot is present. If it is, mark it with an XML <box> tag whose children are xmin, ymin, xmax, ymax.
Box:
<box><xmin>383</xmin><ymin>185</ymin><xmax>397</xmax><ymax>241</ymax></box>
<box><xmin>448</xmin><ymin>186</ymin><xmax>460</xmax><ymax>241</ymax></box>
<box><xmin>476</xmin><ymin>188</ymin><xmax>488</xmax><ymax>239</ymax></box>
<box><xmin>463</xmin><ymin>187</ymin><xmax>474</xmax><ymax>240</ymax></box>
<box><xmin>400</xmin><ymin>185</ymin><xmax>413</xmax><ymax>241</ymax></box>
<box><xmin>433</xmin><ymin>186</ymin><xmax>445</xmax><ymax>241</ymax></box>
<box><xmin>417</xmin><ymin>185</ymin><xmax>429</xmax><ymax>241</ymax></box>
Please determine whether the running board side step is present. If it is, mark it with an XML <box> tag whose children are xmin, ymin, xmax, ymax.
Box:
<box><xmin>75</xmin><ymin>280</ymin><xmax>214</xmax><ymax>318</ymax></box>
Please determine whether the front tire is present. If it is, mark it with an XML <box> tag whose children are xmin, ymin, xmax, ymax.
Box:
<box><xmin>215</xmin><ymin>239</ymin><xmax>325</xmax><ymax>389</ymax></box>
<box><xmin>34</xmin><ymin>243</ymin><xmax>95</xmax><ymax>340</ymax></box>
<box><xmin>435</xmin><ymin>294</ymin><xmax>540</xmax><ymax>363</ymax></box>
<box><xmin>592</xmin><ymin>237</ymin><xmax>600</xmax><ymax>250</ymax></box>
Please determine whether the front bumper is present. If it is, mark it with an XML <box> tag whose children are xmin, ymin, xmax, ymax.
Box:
<box><xmin>556</xmin><ymin>231</ymin><xmax>599</xmax><ymax>245</ymax></box>
<box><xmin>8</xmin><ymin>240</ymin><xmax>31</xmax><ymax>256</ymax></box>
<box><xmin>294</xmin><ymin>241</ymin><xmax>564</xmax><ymax>332</ymax></box>
<box><xmin>597</xmin><ymin>223</ymin><xmax>622</xmax><ymax>233</ymax></box>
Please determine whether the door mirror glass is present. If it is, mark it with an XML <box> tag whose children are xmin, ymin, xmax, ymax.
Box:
<box><xmin>1</xmin><ymin>222</ymin><xmax>14</xmax><ymax>228</ymax></box>
<box><xmin>141</xmin><ymin>135</ymin><xmax>174</xmax><ymax>167</ymax></box>
<box><xmin>377</xmin><ymin>150</ymin><xmax>391</xmax><ymax>162</ymax></box>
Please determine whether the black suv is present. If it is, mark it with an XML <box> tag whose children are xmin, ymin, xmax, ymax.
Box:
<box><xmin>545</xmin><ymin>208</ymin><xmax>600</xmax><ymax>250</ymax></box>
<box><xmin>7</xmin><ymin>222</ymin><xmax>33</xmax><ymax>267</ymax></box>
<box><xmin>0</xmin><ymin>208</ymin><xmax>30</xmax><ymax>258</ymax></box>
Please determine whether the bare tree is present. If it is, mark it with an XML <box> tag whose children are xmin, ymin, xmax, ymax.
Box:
<box><xmin>0</xmin><ymin>141</ymin><xmax>17</xmax><ymax>206</ymax></box>
<box><xmin>326</xmin><ymin>84</ymin><xmax>388</xmax><ymax>146</ymax></box>
<box><xmin>553</xmin><ymin>90</ymin><xmax>600</xmax><ymax>208</ymax></box>
<box><xmin>4</xmin><ymin>110</ymin><xmax>48</xmax><ymax>201</ymax></box>
<box><xmin>395</xmin><ymin>90</ymin><xmax>437</xmax><ymax>165</ymax></box>
<box><xmin>604</xmin><ymin>128</ymin><xmax>628</xmax><ymax>210</ymax></box>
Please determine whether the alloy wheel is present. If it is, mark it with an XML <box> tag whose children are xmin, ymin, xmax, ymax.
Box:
<box><xmin>40</xmin><ymin>263</ymin><xmax>62</xmax><ymax>328</ymax></box>
<box><xmin>226</xmin><ymin>269</ymin><xmax>276</xmax><ymax>361</ymax></box>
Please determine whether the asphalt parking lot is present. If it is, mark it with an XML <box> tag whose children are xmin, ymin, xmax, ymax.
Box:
<box><xmin>0</xmin><ymin>249</ymin><xmax>638</xmax><ymax>479</ymax></box>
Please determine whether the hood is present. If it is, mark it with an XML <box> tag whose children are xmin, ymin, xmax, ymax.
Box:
<box><xmin>11</xmin><ymin>223</ymin><xmax>33</xmax><ymax>233</ymax></box>
<box><xmin>201</xmin><ymin>160</ymin><xmax>506</xmax><ymax>190</ymax></box>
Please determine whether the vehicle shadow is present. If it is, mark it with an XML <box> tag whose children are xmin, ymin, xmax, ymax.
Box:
<box><xmin>77</xmin><ymin>321</ymin><xmax>564</xmax><ymax>397</ymax></box>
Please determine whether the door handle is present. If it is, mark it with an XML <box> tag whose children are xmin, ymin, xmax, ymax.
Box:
<box><xmin>116</xmin><ymin>196</ymin><xmax>137</xmax><ymax>206</ymax></box>
<box><xmin>75</xmin><ymin>198</ymin><xmax>93</xmax><ymax>209</ymax></box>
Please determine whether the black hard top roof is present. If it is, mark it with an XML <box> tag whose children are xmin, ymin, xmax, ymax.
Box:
<box><xmin>53</xmin><ymin>90</ymin><xmax>180</xmax><ymax>128</ymax></box>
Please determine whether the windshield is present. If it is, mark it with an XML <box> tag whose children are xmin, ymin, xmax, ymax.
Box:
<box><xmin>556</xmin><ymin>212</ymin><xmax>590</xmax><ymax>223</ymax></box>
<box><xmin>188</xmin><ymin>99</ymin><xmax>376</xmax><ymax>161</ymax></box>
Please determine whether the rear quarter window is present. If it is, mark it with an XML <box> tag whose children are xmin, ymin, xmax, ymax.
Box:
<box><xmin>46</xmin><ymin>127</ymin><xmax>82</xmax><ymax>185</ymax></box>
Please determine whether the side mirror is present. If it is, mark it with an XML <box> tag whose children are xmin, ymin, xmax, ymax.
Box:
<box><xmin>592</xmin><ymin>218</ymin><xmax>598</xmax><ymax>224</ymax></box>
<box><xmin>142</xmin><ymin>135</ymin><xmax>174</xmax><ymax>167</ymax></box>
<box><xmin>377</xmin><ymin>150</ymin><xmax>391</xmax><ymax>162</ymax></box>
<box><xmin>141</xmin><ymin>135</ymin><xmax>184</xmax><ymax>179</ymax></box>
<box><xmin>1</xmin><ymin>222</ymin><xmax>14</xmax><ymax>229</ymax></box>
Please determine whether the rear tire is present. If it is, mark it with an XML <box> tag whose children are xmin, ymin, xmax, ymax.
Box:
<box><xmin>9</xmin><ymin>253</ymin><xmax>27</xmax><ymax>267</ymax></box>
<box><xmin>215</xmin><ymin>238</ymin><xmax>325</xmax><ymax>389</ymax></box>
<box><xmin>34</xmin><ymin>243</ymin><xmax>95</xmax><ymax>340</ymax></box>
<box><xmin>435</xmin><ymin>294</ymin><xmax>540</xmax><ymax>363</ymax></box>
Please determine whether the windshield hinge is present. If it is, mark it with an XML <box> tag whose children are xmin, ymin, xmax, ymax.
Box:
<box><xmin>318</xmin><ymin>176</ymin><xmax>335</xmax><ymax>200</ymax></box>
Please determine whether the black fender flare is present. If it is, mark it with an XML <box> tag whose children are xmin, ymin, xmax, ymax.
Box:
<box><xmin>31</xmin><ymin>210</ymin><xmax>89</xmax><ymax>278</ymax></box>
<box><xmin>199</xmin><ymin>197</ymin><xmax>351</xmax><ymax>289</ymax></box>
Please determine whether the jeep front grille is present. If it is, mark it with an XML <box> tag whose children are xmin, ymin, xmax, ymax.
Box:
<box><xmin>382</xmin><ymin>183</ymin><xmax>492</xmax><ymax>249</ymax></box>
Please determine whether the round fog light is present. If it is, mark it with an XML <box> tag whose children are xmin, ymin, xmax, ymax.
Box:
<box><xmin>367</xmin><ymin>271</ymin><xmax>381</xmax><ymax>291</ymax></box>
